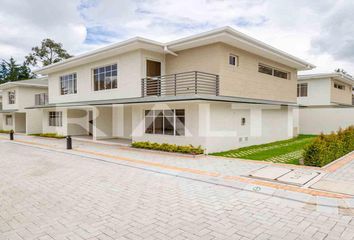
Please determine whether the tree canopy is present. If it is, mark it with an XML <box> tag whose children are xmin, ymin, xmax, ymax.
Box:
<box><xmin>25</xmin><ymin>38</ymin><xmax>72</xmax><ymax>67</ymax></box>
<box><xmin>0</xmin><ymin>57</ymin><xmax>33</xmax><ymax>84</ymax></box>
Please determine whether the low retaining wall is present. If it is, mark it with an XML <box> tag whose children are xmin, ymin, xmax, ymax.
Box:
<box><xmin>299</xmin><ymin>107</ymin><xmax>354</xmax><ymax>134</ymax></box>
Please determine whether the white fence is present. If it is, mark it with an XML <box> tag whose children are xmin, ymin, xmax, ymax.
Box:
<box><xmin>299</xmin><ymin>107</ymin><xmax>354</xmax><ymax>134</ymax></box>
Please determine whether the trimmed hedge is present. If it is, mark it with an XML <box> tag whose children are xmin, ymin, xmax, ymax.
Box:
<box><xmin>0</xmin><ymin>130</ymin><xmax>11</xmax><ymax>134</ymax></box>
<box><xmin>303</xmin><ymin>126</ymin><xmax>354</xmax><ymax>167</ymax></box>
<box><xmin>30</xmin><ymin>133</ymin><xmax>66</xmax><ymax>139</ymax></box>
<box><xmin>132</xmin><ymin>141</ymin><xmax>204</xmax><ymax>155</ymax></box>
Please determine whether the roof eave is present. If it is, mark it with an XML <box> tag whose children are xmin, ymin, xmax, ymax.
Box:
<box><xmin>34</xmin><ymin>37</ymin><xmax>164</xmax><ymax>75</ymax></box>
<box><xmin>166</xmin><ymin>26</ymin><xmax>315</xmax><ymax>71</ymax></box>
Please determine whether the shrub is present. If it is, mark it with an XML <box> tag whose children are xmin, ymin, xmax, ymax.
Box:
<box><xmin>132</xmin><ymin>141</ymin><xmax>204</xmax><ymax>155</ymax></box>
<box><xmin>303</xmin><ymin>126</ymin><xmax>354</xmax><ymax>167</ymax></box>
<box><xmin>0</xmin><ymin>130</ymin><xmax>11</xmax><ymax>134</ymax></box>
<box><xmin>30</xmin><ymin>133</ymin><xmax>66</xmax><ymax>139</ymax></box>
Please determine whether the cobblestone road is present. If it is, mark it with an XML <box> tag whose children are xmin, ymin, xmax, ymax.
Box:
<box><xmin>1</xmin><ymin>141</ymin><xmax>354</xmax><ymax>240</ymax></box>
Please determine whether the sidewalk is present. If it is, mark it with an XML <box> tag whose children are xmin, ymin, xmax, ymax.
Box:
<box><xmin>1</xmin><ymin>133</ymin><xmax>354</xmax><ymax>212</ymax></box>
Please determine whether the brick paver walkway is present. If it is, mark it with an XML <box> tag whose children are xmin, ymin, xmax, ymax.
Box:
<box><xmin>1</xmin><ymin>141</ymin><xmax>354</xmax><ymax>240</ymax></box>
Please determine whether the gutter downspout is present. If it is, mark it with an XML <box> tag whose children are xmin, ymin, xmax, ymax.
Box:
<box><xmin>164</xmin><ymin>46</ymin><xmax>178</xmax><ymax>56</ymax></box>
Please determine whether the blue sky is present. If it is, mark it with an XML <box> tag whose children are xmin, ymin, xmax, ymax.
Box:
<box><xmin>1</xmin><ymin>0</ymin><xmax>354</xmax><ymax>74</ymax></box>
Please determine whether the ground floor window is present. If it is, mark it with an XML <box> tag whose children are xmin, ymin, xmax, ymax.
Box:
<box><xmin>5</xmin><ymin>115</ymin><xmax>13</xmax><ymax>125</ymax></box>
<box><xmin>145</xmin><ymin>109</ymin><xmax>185</xmax><ymax>136</ymax></box>
<box><xmin>49</xmin><ymin>111</ymin><xmax>62</xmax><ymax>127</ymax></box>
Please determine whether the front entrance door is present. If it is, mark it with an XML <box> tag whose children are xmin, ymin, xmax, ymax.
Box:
<box><xmin>146</xmin><ymin>60</ymin><xmax>161</xmax><ymax>96</ymax></box>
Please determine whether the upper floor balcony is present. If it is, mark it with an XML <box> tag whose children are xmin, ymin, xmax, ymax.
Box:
<box><xmin>35</xmin><ymin>93</ymin><xmax>49</xmax><ymax>106</ymax></box>
<box><xmin>141</xmin><ymin>71</ymin><xmax>219</xmax><ymax>97</ymax></box>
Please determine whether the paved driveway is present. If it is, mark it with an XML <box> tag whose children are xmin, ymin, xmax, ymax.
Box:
<box><xmin>0</xmin><ymin>141</ymin><xmax>354</xmax><ymax>240</ymax></box>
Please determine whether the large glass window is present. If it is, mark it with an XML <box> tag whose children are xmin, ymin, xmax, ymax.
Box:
<box><xmin>297</xmin><ymin>83</ymin><xmax>308</xmax><ymax>97</ymax></box>
<box><xmin>60</xmin><ymin>73</ymin><xmax>77</xmax><ymax>95</ymax></box>
<box><xmin>48</xmin><ymin>111</ymin><xmax>62</xmax><ymax>127</ymax></box>
<box><xmin>93</xmin><ymin>64</ymin><xmax>117</xmax><ymax>91</ymax></box>
<box><xmin>144</xmin><ymin>109</ymin><xmax>185</xmax><ymax>136</ymax></box>
<box><xmin>8</xmin><ymin>91</ymin><xmax>15</xmax><ymax>104</ymax></box>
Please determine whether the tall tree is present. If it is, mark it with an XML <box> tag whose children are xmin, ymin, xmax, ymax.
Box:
<box><xmin>25</xmin><ymin>38</ymin><xmax>72</xmax><ymax>67</ymax></box>
<box><xmin>0</xmin><ymin>57</ymin><xmax>34</xmax><ymax>83</ymax></box>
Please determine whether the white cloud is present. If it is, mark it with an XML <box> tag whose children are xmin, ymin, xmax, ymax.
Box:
<box><xmin>0</xmin><ymin>0</ymin><xmax>354</xmax><ymax>74</ymax></box>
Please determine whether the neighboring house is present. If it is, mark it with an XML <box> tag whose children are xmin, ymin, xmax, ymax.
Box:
<box><xmin>297</xmin><ymin>73</ymin><xmax>354</xmax><ymax>134</ymax></box>
<box><xmin>297</xmin><ymin>73</ymin><xmax>354</xmax><ymax>106</ymax></box>
<box><xmin>0</xmin><ymin>78</ymin><xmax>48</xmax><ymax>133</ymax></box>
<box><xmin>0</xmin><ymin>90</ymin><xmax>2</xmax><ymax>128</ymax></box>
<box><xmin>31</xmin><ymin>27</ymin><xmax>314</xmax><ymax>153</ymax></box>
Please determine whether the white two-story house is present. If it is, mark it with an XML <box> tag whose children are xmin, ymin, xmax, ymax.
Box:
<box><xmin>0</xmin><ymin>78</ymin><xmax>48</xmax><ymax>134</ymax></box>
<box><xmin>32</xmin><ymin>27</ymin><xmax>314</xmax><ymax>153</ymax></box>
<box><xmin>297</xmin><ymin>73</ymin><xmax>354</xmax><ymax>134</ymax></box>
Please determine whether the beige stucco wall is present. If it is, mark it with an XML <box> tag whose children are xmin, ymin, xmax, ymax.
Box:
<box><xmin>330</xmin><ymin>80</ymin><xmax>352</xmax><ymax>105</ymax></box>
<box><xmin>166</xmin><ymin>43</ymin><xmax>297</xmax><ymax>103</ymax></box>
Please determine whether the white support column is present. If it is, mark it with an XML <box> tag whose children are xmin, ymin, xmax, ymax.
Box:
<box><xmin>198</xmin><ymin>103</ymin><xmax>210</xmax><ymax>137</ymax></box>
<box><xmin>250</xmin><ymin>108</ymin><xmax>262</xmax><ymax>137</ymax></box>
<box><xmin>113</xmin><ymin>105</ymin><xmax>124</xmax><ymax>138</ymax></box>
<box><xmin>287</xmin><ymin>106</ymin><xmax>294</xmax><ymax>137</ymax></box>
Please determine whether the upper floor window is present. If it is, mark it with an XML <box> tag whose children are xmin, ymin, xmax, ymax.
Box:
<box><xmin>35</xmin><ymin>93</ymin><xmax>48</xmax><ymax>106</ymax></box>
<box><xmin>60</xmin><ymin>73</ymin><xmax>77</xmax><ymax>95</ymax></box>
<box><xmin>334</xmin><ymin>82</ymin><xmax>345</xmax><ymax>90</ymax></box>
<box><xmin>297</xmin><ymin>83</ymin><xmax>308</xmax><ymax>97</ymax></box>
<box><xmin>258</xmin><ymin>64</ymin><xmax>289</xmax><ymax>79</ymax></box>
<box><xmin>229</xmin><ymin>54</ymin><xmax>239</xmax><ymax>66</ymax></box>
<box><xmin>8</xmin><ymin>91</ymin><xmax>15</xmax><ymax>104</ymax></box>
<box><xmin>48</xmin><ymin>111</ymin><xmax>62</xmax><ymax>127</ymax></box>
<box><xmin>93</xmin><ymin>64</ymin><xmax>117</xmax><ymax>91</ymax></box>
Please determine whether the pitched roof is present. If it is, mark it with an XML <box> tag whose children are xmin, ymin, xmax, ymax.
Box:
<box><xmin>0</xmin><ymin>77</ymin><xmax>48</xmax><ymax>90</ymax></box>
<box><xmin>298</xmin><ymin>73</ymin><xmax>354</xmax><ymax>85</ymax></box>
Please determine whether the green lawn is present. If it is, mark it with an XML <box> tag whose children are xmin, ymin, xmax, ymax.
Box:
<box><xmin>211</xmin><ymin>135</ymin><xmax>317</xmax><ymax>165</ymax></box>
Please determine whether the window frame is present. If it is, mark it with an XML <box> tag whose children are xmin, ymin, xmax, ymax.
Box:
<box><xmin>229</xmin><ymin>54</ymin><xmax>239</xmax><ymax>67</ymax></box>
<box><xmin>144</xmin><ymin>109</ymin><xmax>185</xmax><ymax>136</ymax></box>
<box><xmin>8</xmin><ymin>90</ymin><xmax>15</xmax><ymax>104</ymax></box>
<box><xmin>297</xmin><ymin>83</ymin><xmax>308</xmax><ymax>97</ymax></box>
<box><xmin>334</xmin><ymin>82</ymin><xmax>345</xmax><ymax>90</ymax></box>
<box><xmin>258</xmin><ymin>63</ymin><xmax>290</xmax><ymax>80</ymax></box>
<box><xmin>5</xmin><ymin>115</ymin><xmax>13</xmax><ymax>125</ymax></box>
<box><xmin>60</xmin><ymin>73</ymin><xmax>77</xmax><ymax>95</ymax></box>
<box><xmin>92</xmin><ymin>63</ymin><xmax>118</xmax><ymax>92</ymax></box>
<box><xmin>48</xmin><ymin>111</ymin><xmax>63</xmax><ymax>127</ymax></box>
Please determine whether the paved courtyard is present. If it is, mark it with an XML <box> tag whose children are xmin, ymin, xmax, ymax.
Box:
<box><xmin>1</xmin><ymin>141</ymin><xmax>354</xmax><ymax>240</ymax></box>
